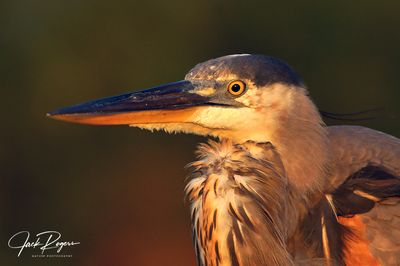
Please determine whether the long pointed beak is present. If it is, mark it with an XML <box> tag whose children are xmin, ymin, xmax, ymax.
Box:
<box><xmin>48</xmin><ymin>80</ymin><xmax>213</xmax><ymax>125</ymax></box>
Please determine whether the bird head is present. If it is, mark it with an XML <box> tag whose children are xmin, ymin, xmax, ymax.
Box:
<box><xmin>49</xmin><ymin>54</ymin><xmax>322</xmax><ymax>144</ymax></box>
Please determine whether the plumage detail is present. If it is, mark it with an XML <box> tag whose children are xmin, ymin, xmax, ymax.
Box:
<box><xmin>353</xmin><ymin>190</ymin><xmax>380</xmax><ymax>202</ymax></box>
<box><xmin>321</xmin><ymin>215</ymin><xmax>331</xmax><ymax>265</ymax></box>
<box><xmin>185</xmin><ymin>128</ymin><xmax>400</xmax><ymax>266</ymax></box>
<box><xmin>330</xmin><ymin>162</ymin><xmax>400</xmax><ymax>265</ymax></box>
<box><xmin>186</xmin><ymin>139</ymin><xmax>297</xmax><ymax>266</ymax></box>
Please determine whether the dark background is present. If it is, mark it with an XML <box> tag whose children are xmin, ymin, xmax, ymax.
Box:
<box><xmin>1</xmin><ymin>1</ymin><xmax>399</xmax><ymax>265</ymax></box>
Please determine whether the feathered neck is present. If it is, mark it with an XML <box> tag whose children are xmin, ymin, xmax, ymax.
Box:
<box><xmin>185</xmin><ymin>140</ymin><xmax>300</xmax><ymax>266</ymax></box>
<box><xmin>265</xmin><ymin>87</ymin><xmax>331</xmax><ymax>195</ymax></box>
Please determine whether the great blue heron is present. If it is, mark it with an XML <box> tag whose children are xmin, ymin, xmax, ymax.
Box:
<box><xmin>49</xmin><ymin>54</ymin><xmax>400</xmax><ymax>266</ymax></box>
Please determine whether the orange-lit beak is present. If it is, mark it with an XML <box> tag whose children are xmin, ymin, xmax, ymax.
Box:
<box><xmin>47</xmin><ymin>80</ymin><xmax>218</xmax><ymax>126</ymax></box>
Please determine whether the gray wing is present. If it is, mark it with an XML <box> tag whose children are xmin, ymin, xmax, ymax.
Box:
<box><xmin>327</xmin><ymin>126</ymin><xmax>400</xmax><ymax>266</ymax></box>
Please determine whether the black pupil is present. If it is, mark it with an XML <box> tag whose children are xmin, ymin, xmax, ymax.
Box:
<box><xmin>231</xmin><ymin>83</ymin><xmax>241</xmax><ymax>93</ymax></box>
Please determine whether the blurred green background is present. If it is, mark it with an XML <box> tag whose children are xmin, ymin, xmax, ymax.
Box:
<box><xmin>1</xmin><ymin>0</ymin><xmax>399</xmax><ymax>265</ymax></box>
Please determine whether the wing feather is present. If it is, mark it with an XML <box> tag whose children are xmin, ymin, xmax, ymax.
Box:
<box><xmin>328</xmin><ymin>126</ymin><xmax>400</xmax><ymax>266</ymax></box>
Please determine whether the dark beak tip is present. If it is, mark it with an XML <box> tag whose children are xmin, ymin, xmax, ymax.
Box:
<box><xmin>47</xmin><ymin>105</ymin><xmax>84</xmax><ymax>118</ymax></box>
<box><xmin>47</xmin><ymin>109</ymin><xmax>64</xmax><ymax>118</ymax></box>
<box><xmin>46</xmin><ymin>109</ymin><xmax>73</xmax><ymax>121</ymax></box>
<box><xmin>46</xmin><ymin>112</ymin><xmax>62</xmax><ymax>121</ymax></box>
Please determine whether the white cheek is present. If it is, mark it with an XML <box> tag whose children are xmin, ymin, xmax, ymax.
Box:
<box><xmin>192</xmin><ymin>107</ymin><xmax>263</xmax><ymax>130</ymax></box>
<box><xmin>235</xmin><ymin>89</ymin><xmax>259</xmax><ymax>107</ymax></box>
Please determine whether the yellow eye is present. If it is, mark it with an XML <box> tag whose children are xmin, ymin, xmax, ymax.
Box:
<box><xmin>227</xmin><ymin>80</ymin><xmax>246</xmax><ymax>96</ymax></box>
